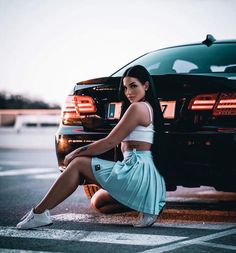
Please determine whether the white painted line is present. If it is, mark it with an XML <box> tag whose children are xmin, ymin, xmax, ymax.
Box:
<box><xmin>0</xmin><ymin>226</ymin><xmax>187</xmax><ymax>246</ymax></box>
<box><xmin>0</xmin><ymin>226</ymin><xmax>85</xmax><ymax>241</ymax></box>
<box><xmin>196</xmin><ymin>241</ymin><xmax>236</xmax><ymax>251</ymax></box>
<box><xmin>140</xmin><ymin>228</ymin><xmax>236</xmax><ymax>253</ymax></box>
<box><xmin>53</xmin><ymin>213</ymin><xmax>236</xmax><ymax>230</ymax></box>
<box><xmin>0</xmin><ymin>168</ymin><xmax>57</xmax><ymax>177</ymax></box>
<box><xmin>80</xmin><ymin>231</ymin><xmax>187</xmax><ymax>246</ymax></box>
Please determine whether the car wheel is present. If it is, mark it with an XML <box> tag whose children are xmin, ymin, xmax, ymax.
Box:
<box><xmin>83</xmin><ymin>184</ymin><xmax>101</xmax><ymax>199</ymax></box>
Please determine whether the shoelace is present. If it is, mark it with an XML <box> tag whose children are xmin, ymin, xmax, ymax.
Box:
<box><xmin>20</xmin><ymin>209</ymin><xmax>50</xmax><ymax>221</ymax></box>
<box><xmin>20</xmin><ymin>210</ymin><xmax>31</xmax><ymax>221</ymax></box>
<box><xmin>20</xmin><ymin>206</ymin><xmax>38</xmax><ymax>221</ymax></box>
<box><xmin>45</xmin><ymin>210</ymin><xmax>50</xmax><ymax>217</ymax></box>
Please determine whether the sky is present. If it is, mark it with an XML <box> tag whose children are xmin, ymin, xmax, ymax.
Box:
<box><xmin>0</xmin><ymin>0</ymin><xmax>236</xmax><ymax>106</ymax></box>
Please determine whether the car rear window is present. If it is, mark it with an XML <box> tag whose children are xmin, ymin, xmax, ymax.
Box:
<box><xmin>113</xmin><ymin>43</ymin><xmax>236</xmax><ymax>76</ymax></box>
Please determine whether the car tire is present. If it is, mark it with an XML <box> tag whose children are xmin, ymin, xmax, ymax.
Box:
<box><xmin>83</xmin><ymin>184</ymin><xmax>101</xmax><ymax>199</ymax></box>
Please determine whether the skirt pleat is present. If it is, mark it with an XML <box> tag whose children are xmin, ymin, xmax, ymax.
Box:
<box><xmin>91</xmin><ymin>150</ymin><xmax>166</xmax><ymax>215</ymax></box>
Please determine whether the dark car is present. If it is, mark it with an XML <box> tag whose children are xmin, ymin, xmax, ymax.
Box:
<box><xmin>55</xmin><ymin>35</ymin><xmax>236</xmax><ymax>197</ymax></box>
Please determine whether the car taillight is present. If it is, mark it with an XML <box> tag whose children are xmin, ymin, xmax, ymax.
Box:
<box><xmin>188</xmin><ymin>93</ymin><xmax>218</xmax><ymax>110</ymax></box>
<box><xmin>213</xmin><ymin>92</ymin><xmax>236</xmax><ymax>116</ymax></box>
<box><xmin>189</xmin><ymin>92</ymin><xmax>236</xmax><ymax>116</ymax></box>
<box><xmin>62</xmin><ymin>95</ymin><xmax>97</xmax><ymax>124</ymax></box>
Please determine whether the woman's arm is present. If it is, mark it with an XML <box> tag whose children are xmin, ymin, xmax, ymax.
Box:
<box><xmin>64</xmin><ymin>102</ymin><xmax>147</xmax><ymax>166</ymax></box>
<box><xmin>64</xmin><ymin>138</ymin><xmax>111</xmax><ymax>166</ymax></box>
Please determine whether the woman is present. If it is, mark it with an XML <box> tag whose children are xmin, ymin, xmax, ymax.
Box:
<box><xmin>17</xmin><ymin>65</ymin><xmax>166</xmax><ymax>229</ymax></box>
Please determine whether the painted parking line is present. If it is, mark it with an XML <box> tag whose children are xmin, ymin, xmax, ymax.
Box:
<box><xmin>81</xmin><ymin>231</ymin><xmax>186</xmax><ymax>246</ymax></box>
<box><xmin>196</xmin><ymin>241</ymin><xmax>236</xmax><ymax>251</ymax></box>
<box><xmin>0</xmin><ymin>226</ymin><xmax>187</xmax><ymax>246</ymax></box>
<box><xmin>0</xmin><ymin>168</ymin><xmax>57</xmax><ymax>177</ymax></box>
<box><xmin>140</xmin><ymin>228</ymin><xmax>236</xmax><ymax>253</ymax></box>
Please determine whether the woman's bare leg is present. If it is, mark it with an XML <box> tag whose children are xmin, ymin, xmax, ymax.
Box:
<box><xmin>34</xmin><ymin>156</ymin><xmax>97</xmax><ymax>213</ymax></box>
<box><xmin>91</xmin><ymin>189</ymin><xmax>131</xmax><ymax>214</ymax></box>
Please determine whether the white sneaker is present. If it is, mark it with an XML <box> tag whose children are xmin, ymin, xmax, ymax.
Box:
<box><xmin>17</xmin><ymin>208</ymin><xmax>53</xmax><ymax>230</ymax></box>
<box><xmin>133</xmin><ymin>206</ymin><xmax>165</xmax><ymax>228</ymax></box>
<box><xmin>133</xmin><ymin>213</ymin><xmax>158</xmax><ymax>228</ymax></box>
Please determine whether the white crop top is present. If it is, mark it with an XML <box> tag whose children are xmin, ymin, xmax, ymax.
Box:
<box><xmin>123</xmin><ymin>102</ymin><xmax>154</xmax><ymax>144</ymax></box>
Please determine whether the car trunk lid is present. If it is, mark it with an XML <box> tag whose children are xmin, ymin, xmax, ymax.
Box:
<box><xmin>65</xmin><ymin>74</ymin><xmax>236</xmax><ymax>132</ymax></box>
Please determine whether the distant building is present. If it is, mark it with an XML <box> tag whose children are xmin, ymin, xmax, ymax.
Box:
<box><xmin>0</xmin><ymin>109</ymin><xmax>61</xmax><ymax>128</ymax></box>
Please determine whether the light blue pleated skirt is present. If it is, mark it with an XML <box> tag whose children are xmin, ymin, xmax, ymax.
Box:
<box><xmin>91</xmin><ymin>150</ymin><xmax>166</xmax><ymax>215</ymax></box>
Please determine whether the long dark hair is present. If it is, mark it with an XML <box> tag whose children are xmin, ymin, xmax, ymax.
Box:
<box><xmin>119</xmin><ymin>65</ymin><xmax>166</xmax><ymax>170</ymax></box>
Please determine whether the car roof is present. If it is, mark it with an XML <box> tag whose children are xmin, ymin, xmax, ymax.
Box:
<box><xmin>150</xmin><ymin>39</ymin><xmax>236</xmax><ymax>54</ymax></box>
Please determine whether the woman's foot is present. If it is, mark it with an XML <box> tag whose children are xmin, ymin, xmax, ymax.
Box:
<box><xmin>133</xmin><ymin>206</ymin><xmax>165</xmax><ymax>228</ymax></box>
<box><xmin>16</xmin><ymin>208</ymin><xmax>53</xmax><ymax>230</ymax></box>
<box><xmin>133</xmin><ymin>212</ymin><xmax>157</xmax><ymax>227</ymax></box>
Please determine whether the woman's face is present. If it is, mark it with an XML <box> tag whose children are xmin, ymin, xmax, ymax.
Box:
<box><xmin>123</xmin><ymin>77</ymin><xmax>149</xmax><ymax>103</ymax></box>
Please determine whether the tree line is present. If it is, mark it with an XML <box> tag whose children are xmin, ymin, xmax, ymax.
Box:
<box><xmin>0</xmin><ymin>92</ymin><xmax>60</xmax><ymax>109</ymax></box>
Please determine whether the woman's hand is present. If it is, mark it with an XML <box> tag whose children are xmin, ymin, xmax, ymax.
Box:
<box><xmin>64</xmin><ymin>144</ymin><xmax>90</xmax><ymax>167</ymax></box>
<box><xmin>64</xmin><ymin>148</ymin><xmax>81</xmax><ymax>167</ymax></box>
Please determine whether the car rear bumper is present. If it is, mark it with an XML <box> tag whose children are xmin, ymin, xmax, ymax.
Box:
<box><xmin>55</xmin><ymin>127</ymin><xmax>236</xmax><ymax>189</ymax></box>
<box><xmin>56</xmin><ymin>127</ymin><xmax>235</xmax><ymax>167</ymax></box>
<box><xmin>55</xmin><ymin>126</ymin><xmax>115</xmax><ymax>167</ymax></box>
<box><xmin>168</xmin><ymin>130</ymin><xmax>236</xmax><ymax>165</ymax></box>
<box><xmin>162</xmin><ymin>130</ymin><xmax>236</xmax><ymax>187</ymax></box>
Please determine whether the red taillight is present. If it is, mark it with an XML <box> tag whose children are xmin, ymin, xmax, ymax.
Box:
<box><xmin>188</xmin><ymin>93</ymin><xmax>218</xmax><ymax>110</ymax></box>
<box><xmin>189</xmin><ymin>92</ymin><xmax>236</xmax><ymax>116</ymax></box>
<box><xmin>74</xmin><ymin>96</ymin><xmax>97</xmax><ymax>113</ymax></box>
<box><xmin>62</xmin><ymin>95</ymin><xmax>97</xmax><ymax>124</ymax></box>
<box><xmin>213</xmin><ymin>93</ymin><xmax>236</xmax><ymax>116</ymax></box>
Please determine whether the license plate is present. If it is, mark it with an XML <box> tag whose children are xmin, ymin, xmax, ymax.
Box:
<box><xmin>160</xmin><ymin>100</ymin><xmax>176</xmax><ymax>119</ymax></box>
<box><xmin>107</xmin><ymin>102</ymin><xmax>122</xmax><ymax>119</ymax></box>
<box><xmin>107</xmin><ymin>101</ymin><xmax>175</xmax><ymax>119</ymax></box>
